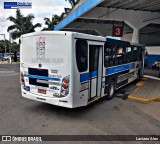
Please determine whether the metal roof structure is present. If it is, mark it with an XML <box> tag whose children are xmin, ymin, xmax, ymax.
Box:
<box><xmin>54</xmin><ymin>0</ymin><xmax>160</xmax><ymax>45</ymax></box>
<box><xmin>99</xmin><ymin>0</ymin><xmax>160</xmax><ymax>12</ymax></box>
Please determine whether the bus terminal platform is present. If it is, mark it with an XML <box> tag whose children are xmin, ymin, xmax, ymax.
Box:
<box><xmin>128</xmin><ymin>69</ymin><xmax>160</xmax><ymax>102</ymax></box>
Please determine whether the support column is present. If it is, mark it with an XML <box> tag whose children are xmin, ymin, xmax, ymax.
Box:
<box><xmin>132</xmin><ymin>28</ymin><xmax>140</xmax><ymax>44</ymax></box>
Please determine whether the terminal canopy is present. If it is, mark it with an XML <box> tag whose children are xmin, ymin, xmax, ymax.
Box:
<box><xmin>55</xmin><ymin>0</ymin><xmax>160</xmax><ymax>46</ymax></box>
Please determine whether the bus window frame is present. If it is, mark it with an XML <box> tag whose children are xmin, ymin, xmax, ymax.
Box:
<box><xmin>104</xmin><ymin>42</ymin><xmax>116</xmax><ymax>68</ymax></box>
<box><xmin>131</xmin><ymin>46</ymin><xmax>143</xmax><ymax>62</ymax></box>
<box><xmin>116</xmin><ymin>44</ymin><xmax>126</xmax><ymax>65</ymax></box>
<box><xmin>76</xmin><ymin>39</ymin><xmax>88</xmax><ymax>73</ymax></box>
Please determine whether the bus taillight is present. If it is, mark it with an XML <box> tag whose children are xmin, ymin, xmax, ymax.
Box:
<box><xmin>63</xmin><ymin>78</ymin><xmax>69</xmax><ymax>84</ymax></box>
<box><xmin>60</xmin><ymin>76</ymin><xmax>69</xmax><ymax>98</ymax></box>
<box><xmin>20</xmin><ymin>72</ymin><xmax>26</xmax><ymax>90</ymax></box>
<box><xmin>20</xmin><ymin>73</ymin><xmax>24</xmax><ymax>78</ymax></box>
<box><xmin>62</xmin><ymin>84</ymin><xmax>68</xmax><ymax>89</ymax></box>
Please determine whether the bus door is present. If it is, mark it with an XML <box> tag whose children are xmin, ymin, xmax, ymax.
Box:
<box><xmin>89</xmin><ymin>45</ymin><xmax>102</xmax><ymax>99</ymax></box>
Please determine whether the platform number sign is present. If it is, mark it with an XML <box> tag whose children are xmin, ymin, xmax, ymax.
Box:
<box><xmin>112</xmin><ymin>26</ymin><xmax>123</xmax><ymax>37</ymax></box>
<box><xmin>112</xmin><ymin>21</ymin><xmax>124</xmax><ymax>37</ymax></box>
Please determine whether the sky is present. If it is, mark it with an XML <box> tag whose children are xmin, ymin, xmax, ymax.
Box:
<box><xmin>0</xmin><ymin>0</ymin><xmax>71</xmax><ymax>41</ymax></box>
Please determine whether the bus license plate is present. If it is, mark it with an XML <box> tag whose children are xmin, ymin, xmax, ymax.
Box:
<box><xmin>38</xmin><ymin>89</ymin><xmax>46</xmax><ymax>94</ymax></box>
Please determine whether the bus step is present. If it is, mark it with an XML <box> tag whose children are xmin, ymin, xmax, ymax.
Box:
<box><xmin>88</xmin><ymin>96</ymin><xmax>101</xmax><ymax>105</ymax></box>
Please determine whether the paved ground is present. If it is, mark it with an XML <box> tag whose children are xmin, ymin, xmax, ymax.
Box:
<box><xmin>144</xmin><ymin>69</ymin><xmax>159</xmax><ymax>78</ymax></box>
<box><xmin>0</xmin><ymin>64</ymin><xmax>160</xmax><ymax>144</ymax></box>
<box><xmin>132</xmin><ymin>79</ymin><xmax>160</xmax><ymax>98</ymax></box>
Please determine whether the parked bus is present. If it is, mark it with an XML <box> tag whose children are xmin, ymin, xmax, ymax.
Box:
<box><xmin>20</xmin><ymin>31</ymin><xmax>145</xmax><ymax>108</ymax></box>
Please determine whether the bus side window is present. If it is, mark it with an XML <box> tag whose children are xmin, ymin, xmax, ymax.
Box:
<box><xmin>137</xmin><ymin>47</ymin><xmax>142</xmax><ymax>61</ymax></box>
<box><xmin>116</xmin><ymin>46</ymin><xmax>123</xmax><ymax>65</ymax></box>
<box><xmin>76</xmin><ymin>40</ymin><xmax>88</xmax><ymax>72</ymax></box>
<box><xmin>132</xmin><ymin>46</ymin><xmax>142</xmax><ymax>61</ymax></box>
<box><xmin>132</xmin><ymin>46</ymin><xmax>138</xmax><ymax>62</ymax></box>
<box><xmin>126</xmin><ymin>47</ymin><xmax>132</xmax><ymax>63</ymax></box>
<box><xmin>104</xmin><ymin>42</ymin><xmax>116</xmax><ymax>67</ymax></box>
<box><xmin>122</xmin><ymin>46</ymin><xmax>127</xmax><ymax>64</ymax></box>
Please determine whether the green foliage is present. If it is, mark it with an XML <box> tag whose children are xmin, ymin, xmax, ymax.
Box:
<box><xmin>7</xmin><ymin>9</ymin><xmax>41</xmax><ymax>40</ymax></box>
<box><xmin>67</xmin><ymin>0</ymin><xmax>80</xmax><ymax>8</ymax></box>
<box><xmin>11</xmin><ymin>42</ymin><xmax>20</xmax><ymax>52</ymax></box>
<box><xmin>43</xmin><ymin>13</ymin><xmax>66</xmax><ymax>31</ymax></box>
<box><xmin>0</xmin><ymin>40</ymin><xmax>19</xmax><ymax>53</ymax></box>
<box><xmin>43</xmin><ymin>0</ymin><xmax>80</xmax><ymax>30</ymax></box>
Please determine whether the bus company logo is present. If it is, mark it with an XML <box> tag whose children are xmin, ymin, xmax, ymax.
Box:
<box><xmin>50</xmin><ymin>86</ymin><xmax>59</xmax><ymax>91</ymax></box>
<box><xmin>4</xmin><ymin>2</ymin><xmax>32</xmax><ymax>9</ymax></box>
<box><xmin>36</xmin><ymin>37</ymin><xmax>45</xmax><ymax>61</ymax></box>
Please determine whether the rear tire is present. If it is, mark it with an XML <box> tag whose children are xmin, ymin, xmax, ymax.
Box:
<box><xmin>105</xmin><ymin>80</ymin><xmax>115</xmax><ymax>100</ymax></box>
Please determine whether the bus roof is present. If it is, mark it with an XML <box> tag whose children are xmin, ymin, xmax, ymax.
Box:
<box><xmin>21</xmin><ymin>31</ymin><xmax>143</xmax><ymax>47</ymax></box>
<box><xmin>106</xmin><ymin>38</ymin><xmax>130</xmax><ymax>45</ymax></box>
<box><xmin>21</xmin><ymin>31</ymin><xmax>106</xmax><ymax>42</ymax></box>
<box><xmin>21</xmin><ymin>31</ymin><xmax>75</xmax><ymax>38</ymax></box>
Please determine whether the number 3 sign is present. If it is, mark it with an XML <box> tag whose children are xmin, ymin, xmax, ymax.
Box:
<box><xmin>112</xmin><ymin>26</ymin><xmax>123</xmax><ymax>37</ymax></box>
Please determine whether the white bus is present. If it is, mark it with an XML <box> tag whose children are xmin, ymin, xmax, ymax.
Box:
<box><xmin>20</xmin><ymin>31</ymin><xmax>145</xmax><ymax>108</ymax></box>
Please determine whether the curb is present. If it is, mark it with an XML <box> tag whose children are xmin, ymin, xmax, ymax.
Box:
<box><xmin>128</xmin><ymin>78</ymin><xmax>160</xmax><ymax>102</ymax></box>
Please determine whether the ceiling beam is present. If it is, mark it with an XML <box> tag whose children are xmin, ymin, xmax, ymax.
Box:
<box><xmin>133</xmin><ymin>0</ymin><xmax>160</xmax><ymax>10</ymax></box>
<box><xmin>99</xmin><ymin>0</ymin><xmax>160</xmax><ymax>12</ymax></box>
<box><xmin>101</xmin><ymin>0</ymin><xmax>120</xmax><ymax>7</ymax></box>
<box><xmin>114</xmin><ymin>0</ymin><xmax>140</xmax><ymax>9</ymax></box>
<box><xmin>144</xmin><ymin>3</ymin><xmax>160</xmax><ymax>12</ymax></box>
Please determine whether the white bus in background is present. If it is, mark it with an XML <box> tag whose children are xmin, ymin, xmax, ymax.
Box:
<box><xmin>20</xmin><ymin>31</ymin><xmax>145</xmax><ymax>108</ymax></box>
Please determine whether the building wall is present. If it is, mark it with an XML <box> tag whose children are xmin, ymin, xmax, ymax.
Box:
<box><xmin>121</xmin><ymin>33</ymin><xmax>132</xmax><ymax>42</ymax></box>
<box><xmin>146</xmin><ymin>46</ymin><xmax>160</xmax><ymax>55</ymax></box>
<box><xmin>140</xmin><ymin>34</ymin><xmax>160</xmax><ymax>46</ymax></box>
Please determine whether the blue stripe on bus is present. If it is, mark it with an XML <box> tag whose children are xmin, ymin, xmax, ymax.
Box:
<box><xmin>80</xmin><ymin>71</ymin><xmax>98</xmax><ymax>83</ymax></box>
<box><xmin>90</xmin><ymin>71</ymin><xmax>98</xmax><ymax>78</ymax></box>
<box><xmin>80</xmin><ymin>73</ymin><xmax>89</xmax><ymax>83</ymax></box>
<box><xmin>24</xmin><ymin>74</ymin><xmax>61</xmax><ymax>81</ymax></box>
<box><xmin>106</xmin><ymin>63</ymin><xmax>135</xmax><ymax>75</ymax></box>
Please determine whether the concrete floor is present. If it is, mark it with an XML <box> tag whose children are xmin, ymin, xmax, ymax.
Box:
<box><xmin>0</xmin><ymin>64</ymin><xmax>160</xmax><ymax>143</ymax></box>
<box><xmin>144</xmin><ymin>68</ymin><xmax>159</xmax><ymax>78</ymax></box>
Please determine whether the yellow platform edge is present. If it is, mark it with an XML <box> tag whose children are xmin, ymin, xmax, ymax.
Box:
<box><xmin>128</xmin><ymin>78</ymin><xmax>160</xmax><ymax>102</ymax></box>
<box><xmin>128</xmin><ymin>95</ymin><xmax>160</xmax><ymax>102</ymax></box>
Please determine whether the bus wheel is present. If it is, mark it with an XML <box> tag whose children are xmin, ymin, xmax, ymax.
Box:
<box><xmin>105</xmin><ymin>80</ymin><xmax>115</xmax><ymax>100</ymax></box>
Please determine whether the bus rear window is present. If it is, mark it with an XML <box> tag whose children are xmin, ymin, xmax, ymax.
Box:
<box><xmin>76</xmin><ymin>40</ymin><xmax>88</xmax><ymax>72</ymax></box>
<box><xmin>22</xmin><ymin>35</ymin><xmax>67</xmax><ymax>65</ymax></box>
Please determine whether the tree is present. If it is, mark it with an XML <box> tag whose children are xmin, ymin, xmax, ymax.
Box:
<box><xmin>43</xmin><ymin>13</ymin><xmax>65</xmax><ymax>31</ymax></box>
<box><xmin>7</xmin><ymin>9</ymin><xmax>41</xmax><ymax>40</ymax></box>
<box><xmin>0</xmin><ymin>40</ymin><xmax>7</xmax><ymax>53</ymax></box>
<box><xmin>43</xmin><ymin>0</ymin><xmax>80</xmax><ymax>31</ymax></box>
<box><xmin>66</xmin><ymin>0</ymin><xmax>80</xmax><ymax>8</ymax></box>
<box><xmin>0</xmin><ymin>40</ymin><xmax>19</xmax><ymax>53</ymax></box>
<box><xmin>11</xmin><ymin>42</ymin><xmax>20</xmax><ymax>53</ymax></box>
